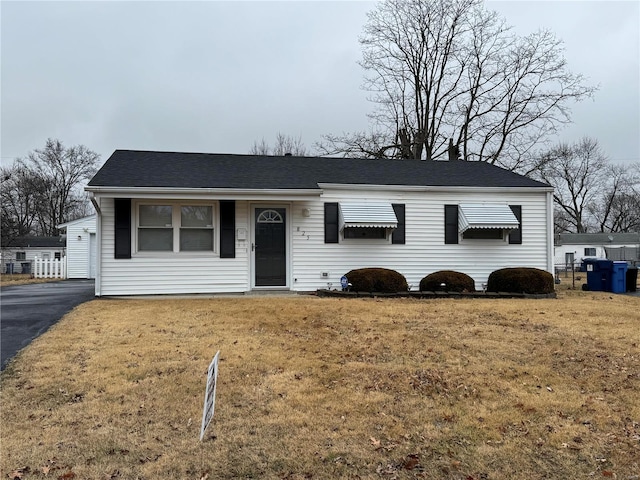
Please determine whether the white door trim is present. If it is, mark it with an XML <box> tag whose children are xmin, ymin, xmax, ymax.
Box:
<box><xmin>250</xmin><ymin>203</ymin><xmax>292</xmax><ymax>290</ymax></box>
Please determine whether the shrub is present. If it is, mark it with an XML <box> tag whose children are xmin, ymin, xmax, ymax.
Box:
<box><xmin>344</xmin><ymin>268</ymin><xmax>408</xmax><ymax>293</ymax></box>
<box><xmin>486</xmin><ymin>267</ymin><xmax>554</xmax><ymax>294</ymax></box>
<box><xmin>419</xmin><ymin>270</ymin><xmax>476</xmax><ymax>292</ymax></box>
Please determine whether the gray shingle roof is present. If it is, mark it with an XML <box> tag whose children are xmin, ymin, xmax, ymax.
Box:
<box><xmin>87</xmin><ymin>150</ymin><xmax>549</xmax><ymax>190</ymax></box>
<box><xmin>5</xmin><ymin>236</ymin><xmax>66</xmax><ymax>248</ymax></box>
<box><xmin>557</xmin><ymin>233</ymin><xmax>640</xmax><ymax>245</ymax></box>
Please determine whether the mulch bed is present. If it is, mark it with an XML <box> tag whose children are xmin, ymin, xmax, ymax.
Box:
<box><xmin>316</xmin><ymin>289</ymin><xmax>557</xmax><ymax>299</ymax></box>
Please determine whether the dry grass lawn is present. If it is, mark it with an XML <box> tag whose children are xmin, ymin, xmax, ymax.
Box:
<box><xmin>1</xmin><ymin>289</ymin><xmax>639</xmax><ymax>479</ymax></box>
<box><xmin>0</xmin><ymin>274</ymin><xmax>58</xmax><ymax>287</ymax></box>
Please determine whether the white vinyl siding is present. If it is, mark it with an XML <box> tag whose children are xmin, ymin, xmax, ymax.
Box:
<box><xmin>95</xmin><ymin>188</ymin><xmax>550</xmax><ymax>295</ymax></box>
<box><xmin>98</xmin><ymin>198</ymin><xmax>249</xmax><ymax>295</ymax></box>
<box><xmin>291</xmin><ymin>189</ymin><xmax>550</xmax><ymax>292</ymax></box>
<box><xmin>61</xmin><ymin>215</ymin><xmax>96</xmax><ymax>279</ymax></box>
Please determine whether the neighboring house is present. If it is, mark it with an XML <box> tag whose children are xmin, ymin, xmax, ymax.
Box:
<box><xmin>554</xmin><ymin>232</ymin><xmax>640</xmax><ymax>268</ymax></box>
<box><xmin>58</xmin><ymin>215</ymin><xmax>97</xmax><ymax>279</ymax></box>
<box><xmin>1</xmin><ymin>236</ymin><xmax>66</xmax><ymax>274</ymax></box>
<box><xmin>85</xmin><ymin>150</ymin><xmax>555</xmax><ymax>296</ymax></box>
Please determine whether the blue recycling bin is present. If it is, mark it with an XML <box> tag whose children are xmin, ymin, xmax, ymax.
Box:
<box><xmin>581</xmin><ymin>258</ymin><xmax>598</xmax><ymax>272</ymax></box>
<box><xmin>584</xmin><ymin>259</ymin><xmax>613</xmax><ymax>292</ymax></box>
<box><xmin>611</xmin><ymin>262</ymin><xmax>628</xmax><ymax>293</ymax></box>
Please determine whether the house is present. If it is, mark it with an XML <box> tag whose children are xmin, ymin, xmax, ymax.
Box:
<box><xmin>58</xmin><ymin>215</ymin><xmax>97</xmax><ymax>279</ymax></box>
<box><xmin>554</xmin><ymin>232</ymin><xmax>640</xmax><ymax>268</ymax></box>
<box><xmin>1</xmin><ymin>236</ymin><xmax>66</xmax><ymax>274</ymax></box>
<box><xmin>85</xmin><ymin>150</ymin><xmax>554</xmax><ymax>296</ymax></box>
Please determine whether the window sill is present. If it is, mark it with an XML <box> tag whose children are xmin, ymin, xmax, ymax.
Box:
<box><xmin>133</xmin><ymin>251</ymin><xmax>218</xmax><ymax>258</ymax></box>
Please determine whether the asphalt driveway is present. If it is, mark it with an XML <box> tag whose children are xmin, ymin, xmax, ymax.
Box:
<box><xmin>1</xmin><ymin>280</ymin><xmax>95</xmax><ymax>370</ymax></box>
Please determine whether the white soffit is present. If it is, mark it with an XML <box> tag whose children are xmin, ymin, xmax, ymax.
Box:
<box><xmin>339</xmin><ymin>202</ymin><xmax>398</xmax><ymax>229</ymax></box>
<box><xmin>458</xmin><ymin>204</ymin><xmax>519</xmax><ymax>233</ymax></box>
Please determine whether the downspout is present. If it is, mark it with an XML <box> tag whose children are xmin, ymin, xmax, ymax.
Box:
<box><xmin>90</xmin><ymin>194</ymin><xmax>102</xmax><ymax>297</ymax></box>
<box><xmin>546</xmin><ymin>190</ymin><xmax>555</xmax><ymax>276</ymax></box>
<box><xmin>90</xmin><ymin>195</ymin><xmax>101</xmax><ymax>216</ymax></box>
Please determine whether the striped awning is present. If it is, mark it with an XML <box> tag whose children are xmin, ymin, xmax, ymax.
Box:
<box><xmin>339</xmin><ymin>203</ymin><xmax>398</xmax><ymax>229</ymax></box>
<box><xmin>458</xmin><ymin>204</ymin><xmax>519</xmax><ymax>233</ymax></box>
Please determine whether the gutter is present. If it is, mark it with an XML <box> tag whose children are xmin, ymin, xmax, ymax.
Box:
<box><xmin>85</xmin><ymin>186</ymin><xmax>323</xmax><ymax>198</ymax></box>
<box><xmin>317</xmin><ymin>183</ymin><xmax>554</xmax><ymax>193</ymax></box>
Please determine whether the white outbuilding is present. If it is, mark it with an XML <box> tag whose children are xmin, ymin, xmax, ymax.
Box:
<box><xmin>58</xmin><ymin>215</ymin><xmax>97</xmax><ymax>279</ymax></box>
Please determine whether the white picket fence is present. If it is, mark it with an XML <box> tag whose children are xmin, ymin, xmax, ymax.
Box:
<box><xmin>33</xmin><ymin>256</ymin><xmax>67</xmax><ymax>279</ymax></box>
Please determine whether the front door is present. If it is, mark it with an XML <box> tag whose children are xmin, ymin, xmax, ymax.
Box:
<box><xmin>254</xmin><ymin>207</ymin><xmax>287</xmax><ymax>287</ymax></box>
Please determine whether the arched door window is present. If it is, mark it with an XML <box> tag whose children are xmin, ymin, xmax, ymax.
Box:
<box><xmin>257</xmin><ymin>209</ymin><xmax>284</xmax><ymax>224</ymax></box>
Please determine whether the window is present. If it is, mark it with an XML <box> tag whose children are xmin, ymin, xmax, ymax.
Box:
<box><xmin>448</xmin><ymin>204</ymin><xmax>521</xmax><ymax>243</ymax></box>
<box><xmin>138</xmin><ymin>205</ymin><xmax>173</xmax><ymax>251</ymax></box>
<box><xmin>584</xmin><ymin>247</ymin><xmax>596</xmax><ymax>256</ymax></box>
<box><xmin>137</xmin><ymin>203</ymin><xmax>215</xmax><ymax>253</ymax></box>
<box><xmin>180</xmin><ymin>206</ymin><xmax>213</xmax><ymax>251</ymax></box>
<box><xmin>16</xmin><ymin>251</ymin><xmax>26</xmax><ymax>261</ymax></box>
<box><xmin>343</xmin><ymin>227</ymin><xmax>387</xmax><ymax>239</ymax></box>
<box><xmin>257</xmin><ymin>209</ymin><xmax>283</xmax><ymax>223</ymax></box>
<box><xmin>54</xmin><ymin>252</ymin><xmax>61</xmax><ymax>260</ymax></box>
<box><xmin>324</xmin><ymin>202</ymin><xmax>403</xmax><ymax>243</ymax></box>
<box><xmin>462</xmin><ymin>229</ymin><xmax>504</xmax><ymax>240</ymax></box>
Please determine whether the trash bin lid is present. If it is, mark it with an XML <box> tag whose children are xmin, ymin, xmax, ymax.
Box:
<box><xmin>596</xmin><ymin>259</ymin><xmax>614</xmax><ymax>269</ymax></box>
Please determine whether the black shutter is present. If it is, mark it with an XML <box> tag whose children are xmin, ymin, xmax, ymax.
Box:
<box><xmin>114</xmin><ymin>198</ymin><xmax>131</xmax><ymax>259</ymax></box>
<box><xmin>444</xmin><ymin>205</ymin><xmax>459</xmax><ymax>244</ymax></box>
<box><xmin>509</xmin><ymin>205</ymin><xmax>522</xmax><ymax>244</ymax></box>
<box><xmin>219</xmin><ymin>200</ymin><xmax>236</xmax><ymax>258</ymax></box>
<box><xmin>324</xmin><ymin>203</ymin><xmax>339</xmax><ymax>243</ymax></box>
<box><xmin>391</xmin><ymin>203</ymin><xmax>405</xmax><ymax>244</ymax></box>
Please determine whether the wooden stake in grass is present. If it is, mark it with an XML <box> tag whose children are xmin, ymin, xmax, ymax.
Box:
<box><xmin>200</xmin><ymin>350</ymin><xmax>220</xmax><ymax>441</ymax></box>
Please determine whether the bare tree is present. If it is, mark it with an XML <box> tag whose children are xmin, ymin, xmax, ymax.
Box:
<box><xmin>1</xmin><ymin>164</ymin><xmax>48</xmax><ymax>246</ymax></box>
<box><xmin>249</xmin><ymin>138</ymin><xmax>271</xmax><ymax>156</ymax></box>
<box><xmin>249</xmin><ymin>133</ymin><xmax>308</xmax><ymax>156</ymax></box>
<box><xmin>591</xmin><ymin>162</ymin><xmax>640</xmax><ymax>232</ymax></box>
<box><xmin>534</xmin><ymin>137</ymin><xmax>608</xmax><ymax>233</ymax></box>
<box><xmin>317</xmin><ymin>0</ymin><xmax>596</xmax><ymax>169</ymax></box>
<box><xmin>7</xmin><ymin>139</ymin><xmax>100</xmax><ymax>236</ymax></box>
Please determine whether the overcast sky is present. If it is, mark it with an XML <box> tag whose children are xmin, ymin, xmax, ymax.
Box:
<box><xmin>1</xmin><ymin>1</ymin><xmax>638</xmax><ymax>169</ymax></box>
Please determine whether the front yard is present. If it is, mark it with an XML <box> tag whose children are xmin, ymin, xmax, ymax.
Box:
<box><xmin>1</xmin><ymin>291</ymin><xmax>638</xmax><ymax>479</ymax></box>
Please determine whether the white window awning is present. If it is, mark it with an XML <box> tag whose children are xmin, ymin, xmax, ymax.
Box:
<box><xmin>339</xmin><ymin>202</ymin><xmax>398</xmax><ymax>229</ymax></box>
<box><xmin>458</xmin><ymin>204</ymin><xmax>519</xmax><ymax>233</ymax></box>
